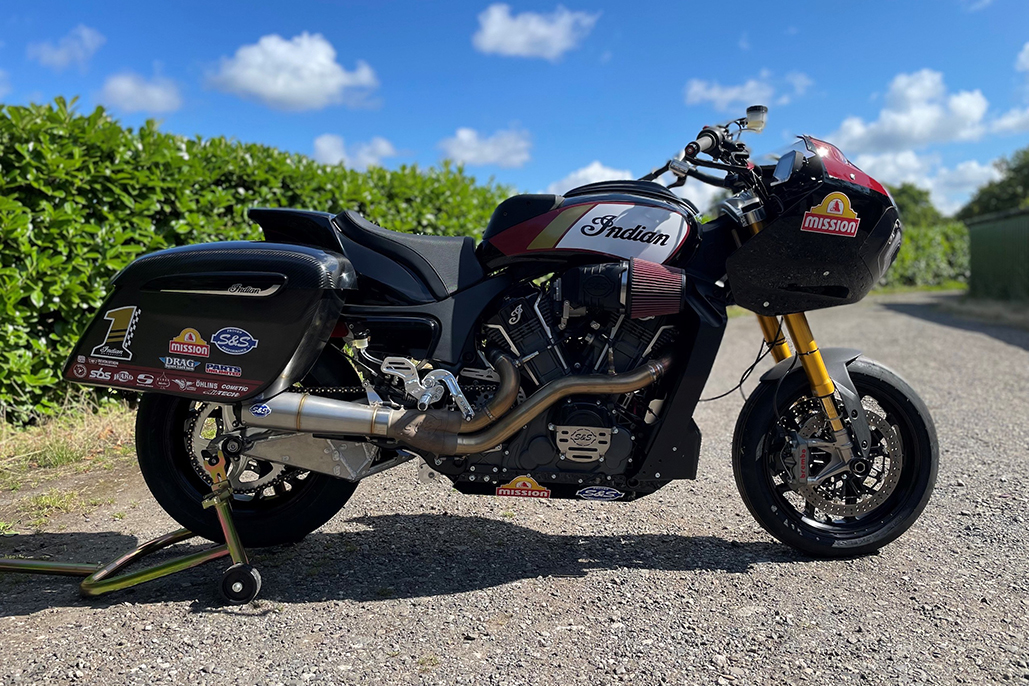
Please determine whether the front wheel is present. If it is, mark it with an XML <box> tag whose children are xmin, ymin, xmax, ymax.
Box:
<box><xmin>733</xmin><ymin>357</ymin><xmax>938</xmax><ymax>557</ymax></box>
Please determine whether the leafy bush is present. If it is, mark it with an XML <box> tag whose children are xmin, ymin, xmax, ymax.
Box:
<box><xmin>0</xmin><ymin>98</ymin><xmax>509</xmax><ymax>422</ymax></box>
<box><xmin>880</xmin><ymin>220</ymin><xmax>969</xmax><ymax>288</ymax></box>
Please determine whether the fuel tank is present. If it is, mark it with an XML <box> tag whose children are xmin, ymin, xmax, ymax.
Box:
<box><xmin>476</xmin><ymin>180</ymin><xmax>701</xmax><ymax>272</ymax></box>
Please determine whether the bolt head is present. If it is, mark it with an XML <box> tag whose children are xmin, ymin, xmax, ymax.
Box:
<box><xmin>598</xmin><ymin>457</ymin><xmax>605</xmax><ymax>463</ymax></box>
<box><xmin>655</xmin><ymin>472</ymin><xmax>661</xmax><ymax>478</ymax></box>
<box><xmin>469</xmin><ymin>475</ymin><xmax>475</xmax><ymax>481</ymax></box>
<box><xmin>548</xmin><ymin>424</ymin><xmax>555</xmax><ymax>431</ymax></box>
<box><xmin>469</xmin><ymin>466</ymin><xmax>475</xmax><ymax>471</ymax></box>
<box><xmin>559</xmin><ymin>454</ymin><xmax>566</xmax><ymax>460</ymax></box>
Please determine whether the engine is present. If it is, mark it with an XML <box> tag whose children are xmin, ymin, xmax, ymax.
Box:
<box><xmin>460</xmin><ymin>258</ymin><xmax>685</xmax><ymax>485</ymax></box>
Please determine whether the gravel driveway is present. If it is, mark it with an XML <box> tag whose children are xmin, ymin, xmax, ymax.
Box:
<box><xmin>2</xmin><ymin>292</ymin><xmax>1028</xmax><ymax>685</ymax></box>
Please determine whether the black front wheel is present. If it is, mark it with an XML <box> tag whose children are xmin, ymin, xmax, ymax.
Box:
<box><xmin>733</xmin><ymin>357</ymin><xmax>938</xmax><ymax>557</ymax></box>
<box><xmin>135</xmin><ymin>393</ymin><xmax>358</xmax><ymax>547</ymax></box>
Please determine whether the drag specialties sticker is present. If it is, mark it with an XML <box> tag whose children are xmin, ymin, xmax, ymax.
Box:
<box><xmin>212</xmin><ymin>327</ymin><xmax>259</xmax><ymax>355</ymax></box>
<box><xmin>576</xmin><ymin>486</ymin><xmax>624</xmax><ymax>501</ymax></box>
<box><xmin>801</xmin><ymin>192</ymin><xmax>861</xmax><ymax>238</ymax></box>
<box><xmin>495</xmin><ymin>475</ymin><xmax>551</xmax><ymax>499</ymax></box>
<box><xmin>90</xmin><ymin>306</ymin><xmax>139</xmax><ymax>361</ymax></box>
<box><xmin>169</xmin><ymin>328</ymin><xmax>210</xmax><ymax>357</ymax></box>
<box><xmin>205</xmin><ymin>362</ymin><xmax>242</xmax><ymax>377</ymax></box>
<box><xmin>160</xmin><ymin>356</ymin><xmax>201</xmax><ymax>371</ymax></box>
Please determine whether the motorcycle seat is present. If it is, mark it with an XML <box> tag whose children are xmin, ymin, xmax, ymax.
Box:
<box><xmin>334</xmin><ymin>210</ymin><xmax>484</xmax><ymax>299</ymax></box>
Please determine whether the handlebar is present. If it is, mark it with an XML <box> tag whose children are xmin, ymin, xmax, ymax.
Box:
<box><xmin>684</xmin><ymin>125</ymin><xmax>725</xmax><ymax>158</ymax></box>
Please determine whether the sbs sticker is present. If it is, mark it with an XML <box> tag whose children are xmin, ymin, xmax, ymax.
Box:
<box><xmin>212</xmin><ymin>327</ymin><xmax>259</xmax><ymax>355</ymax></box>
<box><xmin>576</xmin><ymin>486</ymin><xmax>624</xmax><ymax>501</ymax></box>
<box><xmin>801</xmin><ymin>192</ymin><xmax>860</xmax><ymax>238</ymax></box>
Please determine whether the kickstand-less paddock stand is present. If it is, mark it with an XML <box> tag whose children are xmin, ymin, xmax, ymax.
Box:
<box><xmin>0</xmin><ymin>439</ymin><xmax>261</xmax><ymax>604</ymax></box>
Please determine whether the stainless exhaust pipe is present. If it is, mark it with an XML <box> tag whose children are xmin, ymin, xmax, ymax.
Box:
<box><xmin>243</xmin><ymin>354</ymin><xmax>671</xmax><ymax>456</ymax></box>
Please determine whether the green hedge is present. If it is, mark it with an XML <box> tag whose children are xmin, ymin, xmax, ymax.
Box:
<box><xmin>1</xmin><ymin>98</ymin><xmax>510</xmax><ymax>422</ymax></box>
<box><xmin>879</xmin><ymin>220</ymin><xmax>969</xmax><ymax>288</ymax></box>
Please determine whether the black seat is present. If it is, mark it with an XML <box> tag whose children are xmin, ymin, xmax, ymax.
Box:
<box><xmin>333</xmin><ymin>211</ymin><xmax>484</xmax><ymax>300</ymax></box>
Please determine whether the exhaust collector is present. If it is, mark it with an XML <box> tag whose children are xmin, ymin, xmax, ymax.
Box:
<box><xmin>242</xmin><ymin>354</ymin><xmax>672</xmax><ymax>456</ymax></box>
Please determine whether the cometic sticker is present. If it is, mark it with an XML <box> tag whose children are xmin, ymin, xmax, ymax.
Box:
<box><xmin>495</xmin><ymin>475</ymin><xmax>551</xmax><ymax>499</ymax></box>
<box><xmin>801</xmin><ymin>192</ymin><xmax>860</xmax><ymax>238</ymax></box>
<box><xmin>169</xmin><ymin>328</ymin><xmax>210</xmax><ymax>357</ymax></box>
<box><xmin>90</xmin><ymin>306</ymin><xmax>139</xmax><ymax>361</ymax></box>
<box><xmin>212</xmin><ymin>327</ymin><xmax>259</xmax><ymax>355</ymax></box>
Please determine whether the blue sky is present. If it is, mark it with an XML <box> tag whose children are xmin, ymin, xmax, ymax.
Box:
<box><xmin>3</xmin><ymin>0</ymin><xmax>1029</xmax><ymax>214</ymax></box>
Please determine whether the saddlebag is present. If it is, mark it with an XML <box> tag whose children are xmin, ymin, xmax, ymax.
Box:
<box><xmin>63</xmin><ymin>241</ymin><xmax>355</xmax><ymax>402</ymax></box>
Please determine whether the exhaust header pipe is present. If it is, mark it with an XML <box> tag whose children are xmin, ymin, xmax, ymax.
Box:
<box><xmin>243</xmin><ymin>354</ymin><xmax>671</xmax><ymax>456</ymax></box>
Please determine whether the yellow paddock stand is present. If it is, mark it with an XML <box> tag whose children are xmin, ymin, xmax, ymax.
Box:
<box><xmin>0</xmin><ymin>440</ymin><xmax>261</xmax><ymax>605</ymax></box>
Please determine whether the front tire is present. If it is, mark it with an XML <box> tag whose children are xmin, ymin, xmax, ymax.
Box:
<box><xmin>135</xmin><ymin>393</ymin><xmax>358</xmax><ymax>547</ymax></box>
<box><xmin>732</xmin><ymin>358</ymin><xmax>938</xmax><ymax>557</ymax></box>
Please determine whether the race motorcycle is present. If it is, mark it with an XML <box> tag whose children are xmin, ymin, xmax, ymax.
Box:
<box><xmin>64</xmin><ymin>106</ymin><xmax>938</xmax><ymax>566</ymax></box>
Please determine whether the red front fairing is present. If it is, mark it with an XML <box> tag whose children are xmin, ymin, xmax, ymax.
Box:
<box><xmin>804</xmin><ymin>136</ymin><xmax>889</xmax><ymax>198</ymax></box>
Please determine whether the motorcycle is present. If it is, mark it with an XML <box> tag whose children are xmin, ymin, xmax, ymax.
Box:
<box><xmin>64</xmin><ymin>105</ymin><xmax>938</xmax><ymax>570</ymax></box>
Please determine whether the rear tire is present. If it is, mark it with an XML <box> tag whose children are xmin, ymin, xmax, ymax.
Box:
<box><xmin>135</xmin><ymin>393</ymin><xmax>358</xmax><ymax>547</ymax></box>
<box><xmin>732</xmin><ymin>358</ymin><xmax>938</xmax><ymax>557</ymax></box>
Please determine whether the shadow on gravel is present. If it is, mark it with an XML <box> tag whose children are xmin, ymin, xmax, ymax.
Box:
<box><xmin>881</xmin><ymin>298</ymin><xmax>1029</xmax><ymax>351</ymax></box>
<box><xmin>1</xmin><ymin>514</ymin><xmax>810</xmax><ymax>615</ymax></box>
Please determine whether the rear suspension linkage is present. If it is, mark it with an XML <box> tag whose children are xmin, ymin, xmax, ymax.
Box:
<box><xmin>0</xmin><ymin>436</ymin><xmax>261</xmax><ymax>605</ymax></box>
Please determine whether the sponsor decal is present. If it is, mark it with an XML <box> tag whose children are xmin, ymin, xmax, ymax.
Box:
<box><xmin>113</xmin><ymin>370</ymin><xmax>134</xmax><ymax>383</ymax></box>
<box><xmin>169</xmin><ymin>328</ymin><xmax>210</xmax><ymax>357</ymax></box>
<box><xmin>88</xmin><ymin>367</ymin><xmax>112</xmax><ymax>381</ymax></box>
<box><xmin>221</xmin><ymin>383</ymin><xmax>249</xmax><ymax>392</ymax></box>
<box><xmin>205</xmin><ymin>362</ymin><xmax>242</xmax><ymax>377</ymax></box>
<box><xmin>195</xmin><ymin>379</ymin><xmax>219</xmax><ymax>390</ymax></box>
<box><xmin>156</xmin><ymin>374</ymin><xmax>171</xmax><ymax>389</ymax></box>
<box><xmin>580</xmin><ymin>215</ymin><xmax>671</xmax><ymax>246</ymax></box>
<box><xmin>159</xmin><ymin>356</ymin><xmax>201</xmax><ymax>371</ymax></box>
<box><xmin>136</xmin><ymin>373</ymin><xmax>155</xmax><ymax>387</ymax></box>
<box><xmin>72</xmin><ymin>364</ymin><xmax>87</xmax><ymax>379</ymax></box>
<box><xmin>801</xmin><ymin>192</ymin><xmax>860</xmax><ymax>238</ymax></box>
<box><xmin>212</xmin><ymin>327</ymin><xmax>259</xmax><ymax>356</ymax></box>
<box><xmin>77</xmin><ymin>355</ymin><xmax>85</xmax><ymax>363</ymax></box>
<box><xmin>172</xmin><ymin>378</ymin><xmax>196</xmax><ymax>392</ymax></box>
<box><xmin>90</xmin><ymin>306</ymin><xmax>139</xmax><ymax>360</ymax></box>
<box><xmin>576</xmin><ymin>486</ymin><xmax>624</xmax><ymax>501</ymax></box>
<box><xmin>249</xmin><ymin>403</ymin><xmax>272</xmax><ymax>417</ymax></box>
<box><xmin>495</xmin><ymin>475</ymin><xmax>551</xmax><ymax>499</ymax></box>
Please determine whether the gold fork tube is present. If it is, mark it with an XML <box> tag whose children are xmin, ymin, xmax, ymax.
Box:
<box><xmin>781</xmin><ymin>312</ymin><xmax>845</xmax><ymax>432</ymax></box>
<box><xmin>757</xmin><ymin>315</ymin><xmax>792</xmax><ymax>362</ymax></box>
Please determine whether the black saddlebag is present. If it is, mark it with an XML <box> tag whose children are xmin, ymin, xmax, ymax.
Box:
<box><xmin>63</xmin><ymin>241</ymin><xmax>355</xmax><ymax>402</ymax></box>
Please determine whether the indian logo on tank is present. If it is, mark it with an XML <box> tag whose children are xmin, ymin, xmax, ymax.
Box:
<box><xmin>495</xmin><ymin>475</ymin><xmax>551</xmax><ymax>499</ymax></box>
<box><xmin>801</xmin><ymin>192</ymin><xmax>860</xmax><ymax>238</ymax></box>
<box><xmin>169</xmin><ymin>328</ymin><xmax>210</xmax><ymax>357</ymax></box>
<box><xmin>90</xmin><ymin>306</ymin><xmax>139</xmax><ymax>361</ymax></box>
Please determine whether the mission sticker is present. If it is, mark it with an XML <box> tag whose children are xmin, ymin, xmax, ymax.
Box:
<box><xmin>495</xmin><ymin>475</ymin><xmax>551</xmax><ymax>499</ymax></box>
<box><xmin>801</xmin><ymin>192</ymin><xmax>860</xmax><ymax>238</ymax></box>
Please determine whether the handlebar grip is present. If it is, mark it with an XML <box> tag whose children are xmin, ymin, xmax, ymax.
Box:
<box><xmin>684</xmin><ymin>127</ymin><xmax>722</xmax><ymax>158</ymax></box>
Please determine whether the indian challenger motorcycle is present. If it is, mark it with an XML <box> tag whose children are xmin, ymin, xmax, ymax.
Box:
<box><xmin>61</xmin><ymin>106</ymin><xmax>937</xmax><ymax>602</ymax></box>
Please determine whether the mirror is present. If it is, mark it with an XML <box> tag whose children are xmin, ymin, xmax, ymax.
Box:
<box><xmin>772</xmin><ymin>149</ymin><xmax>802</xmax><ymax>184</ymax></box>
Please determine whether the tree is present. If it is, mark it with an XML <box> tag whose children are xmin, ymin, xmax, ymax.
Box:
<box><xmin>887</xmin><ymin>183</ymin><xmax>944</xmax><ymax>226</ymax></box>
<box><xmin>957</xmin><ymin>147</ymin><xmax>1029</xmax><ymax>221</ymax></box>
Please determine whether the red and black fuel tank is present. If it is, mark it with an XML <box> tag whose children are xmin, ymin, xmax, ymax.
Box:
<box><xmin>476</xmin><ymin>180</ymin><xmax>701</xmax><ymax>271</ymax></box>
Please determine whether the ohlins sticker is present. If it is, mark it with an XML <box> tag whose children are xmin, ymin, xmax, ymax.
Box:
<box><xmin>495</xmin><ymin>475</ymin><xmax>551</xmax><ymax>499</ymax></box>
<box><xmin>169</xmin><ymin>328</ymin><xmax>210</xmax><ymax>357</ymax></box>
<box><xmin>212</xmin><ymin>327</ymin><xmax>259</xmax><ymax>355</ymax></box>
<box><xmin>801</xmin><ymin>192</ymin><xmax>860</xmax><ymax>238</ymax></box>
<box><xmin>90</xmin><ymin>306</ymin><xmax>139</xmax><ymax>361</ymax></box>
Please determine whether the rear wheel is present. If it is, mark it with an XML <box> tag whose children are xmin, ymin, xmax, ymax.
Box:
<box><xmin>732</xmin><ymin>358</ymin><xmax>938</xmax><ymax>557</ymax></box>
<box><xmin>135</xmin><ymin>393</ymin><xmax>358</xmax><ymax>547</ymax></box>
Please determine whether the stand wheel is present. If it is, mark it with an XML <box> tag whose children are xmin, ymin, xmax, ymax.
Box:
<box><xmin>220</xmin><ymin>563</ymin><xmax>262</xmax><ymax>604</ymax></box>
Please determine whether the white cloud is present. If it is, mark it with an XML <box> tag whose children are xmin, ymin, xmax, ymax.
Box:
<box><xmin>0</xmin><ymin>70</ymin><xmax>9</xmax><ymax>99</ymax></box>
<box><xmin>99</xmin><ymin>72</ymin><xmax>182</xmax><ymax>113</ymax></box>
<box><xmin>27</xmin><ymin>25</ymin><xmax>105</xmax><ymax>71</ymax></box>
<box><xmin>674</xmin><ymin>180</ymin><xmax>725</xmax><ymax>215</ymax></box>
<box><xmin>472</xmin><ymin>4</ymin><xmax>599</xmax><ymax>60</ymax></box>
<box><xmin>545</xmin><ymin>161</ymin><xmax>631</xmax><ymax>195</ymax></box>
<box><xmin>439</xmin><ymin>127</ymin><xmax>531</xmax><ymax>167</ymax></box>
<box><xmin>992</xmin><ymin>107</ymin><xmax>1029</xmax><ymax>134</ymax></box>
<box><xmin>852</xmin><ymin>151</ymin><xmax>1001</xmax><ymax>215</ymax></box>
<box><xmin>1017</xmin><ymin>42</ymin><xmax>1029</xmax><ymax>72</ymax></box>
<box><xmin>685</xmin><ymin>70</ymin><xmax>776</xmax><ymax>112</ymax></box>
<box><xmin>209</xmin><ymin>33</ymin><xmax>378</xmax><ymax>111</ymax></box>
<box><xmin>828</xmin><ymin>69</ymin><xmax>988</xmax><ymax>154</ymax></box>
<box><xmin>313</xmin><ymin>134</ymin><xmax>396</xmax><ymax>171</ymax></box>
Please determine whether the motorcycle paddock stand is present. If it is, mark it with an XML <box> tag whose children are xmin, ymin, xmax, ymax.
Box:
<box><xmin>0</xmin><ymin>438</ymin><xmax>261</xmax><ymax>605</ymax></box>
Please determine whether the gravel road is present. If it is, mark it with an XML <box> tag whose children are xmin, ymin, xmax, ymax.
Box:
<box><xmin>2</xmin><ymin>292</ymin><xmax>1028</xmax><ymax>686</ymax></box>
